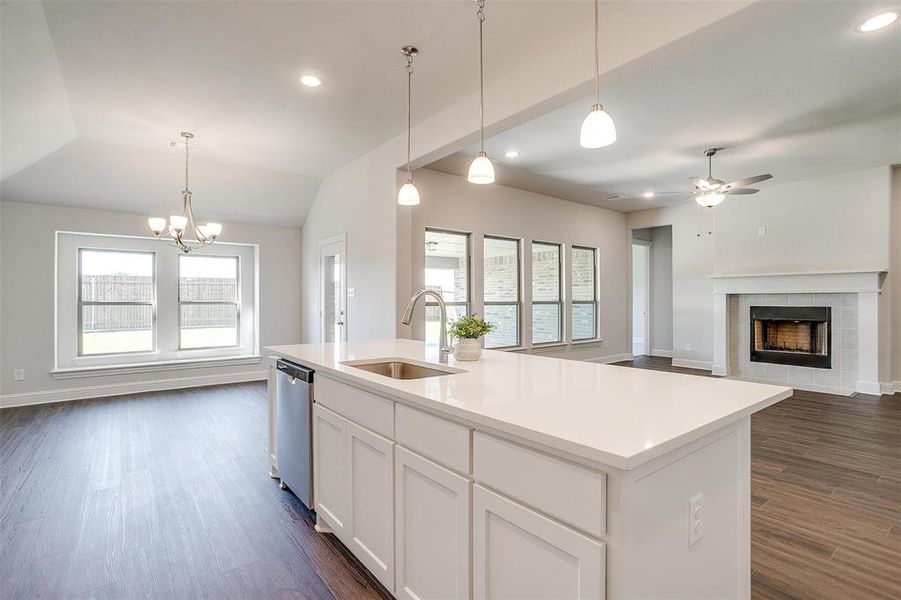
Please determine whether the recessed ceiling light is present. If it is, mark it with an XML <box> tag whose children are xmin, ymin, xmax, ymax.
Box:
<box><xmin>504</xmin><ymin>150</ymin><xmax>521</xmax><ymax>158</ymax></box>
<box><xmin>643</xmin><ymin>191</ymin><xmax>655</xmax><ymax>198</ymax></box>
<box><xmin>300</xmin><ymin>74</ymin><xmax>322</xmax><ymax>87</ymax></box>
<box><xmin>858</xmin><ymin>11</ymin><xmax>898</xmax><ymax>32</ymax></box>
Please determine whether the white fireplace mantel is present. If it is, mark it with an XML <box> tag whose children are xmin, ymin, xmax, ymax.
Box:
<box><xmin>710</xmin><ymin>270</ymin><xmax>887</xmax><ymax>394</ymax></box>
<box><xmin>709</xmin><ymin>270</ymin><xmax>887</xmax><ymax>295</ymax></box>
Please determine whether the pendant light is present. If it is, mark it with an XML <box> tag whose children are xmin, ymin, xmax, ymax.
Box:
<box><xmin>467</xmin><ymin>0</ymin><xmax>495</xmax><ymax>184</ymax></box>
<box><xmin>397</xmin><ymin>46</ymin><xmax>421</xmax><ymax>206</ymax></box>
<box><xmin>579</xmin><ymin>0</ymin><xmax>616</xmax><ymax>149</ymax></box>
<box><xmin>148</xmin><ymin>132</ymin><xmax>222</xmax><ymax>253</ymax></box>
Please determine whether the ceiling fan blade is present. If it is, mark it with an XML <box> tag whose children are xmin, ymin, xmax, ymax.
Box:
<box><xmin>725</xmin><ymin>188</ymin><xmax>759</xmax><ymax>195</ymax></box>
<box><xmin>724</xmin><ymin>174</ymin><xmax>772</xmax><ymax>188</ymax></box>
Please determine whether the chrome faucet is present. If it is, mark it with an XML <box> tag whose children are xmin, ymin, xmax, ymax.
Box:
<box><xmin>401</xmin><ymin>289</ymin><xmax>453</xmax><ymax>362</ymax></box>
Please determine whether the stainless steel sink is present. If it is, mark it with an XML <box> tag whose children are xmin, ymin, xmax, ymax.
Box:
<box><xmin>341</xmin><ymin>359</ymin><xmax>460</xmax><ymax>380</ymax></box>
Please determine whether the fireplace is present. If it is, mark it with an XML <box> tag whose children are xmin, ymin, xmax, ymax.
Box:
<box><xmin>750</xmin><ymin>306</ymin><xmax>831</xmax><ymax>368</ymax></box>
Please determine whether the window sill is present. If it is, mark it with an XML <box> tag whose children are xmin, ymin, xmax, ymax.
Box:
<box><xmin>571</xmin><ymin>338</ymin><xmax>604</xmax><ymax>346</ymax></box>
<box><xmin>530</xmin><ymin>342</ymin><xmax>569</xmax><ymax>351</ymax></box>
<box><xmin>51</xmin><ymin>355</ymin><xmax>262</xmax><ymax>379</ymax></box>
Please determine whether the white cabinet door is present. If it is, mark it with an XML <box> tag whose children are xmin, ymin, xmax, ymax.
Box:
<box><xmin>312</xmin><ymin>404</ymin><xmax>349</xmax><ymax>538</ymax></box>
<box><xmin>347</xmin><ymin>421</ymin><xmax>395</xmax><ymax>592</ymax></box>
<box><xmin>473</xmin><ymin>484</ymin><xmax>605</xmax><ymax>600</ymax></box>
<box><xmin>395</xmin><ymin>446</ymin><xmax>471</xmax><ymax>600</ymax></box>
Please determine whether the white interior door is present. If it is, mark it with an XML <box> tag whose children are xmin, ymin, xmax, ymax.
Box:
<box><xmin>632</xmin><ymin>242</ymin><xmax>650</xmax><ymax>357</ymax></box>
<box><xmin>320</xmin><ymin>234</ymin><xmax>347</xmax><ymax>343</ymax></box>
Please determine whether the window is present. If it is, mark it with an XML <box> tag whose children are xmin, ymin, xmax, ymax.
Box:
<box><xmin>424</xmin><ymin>229</ymin><xmax>470</xmax><ymax>339</ymax></box>
<box><xmin>55</xmin><ymin>232</ymin><xmax>258</xmax><ymax>373</ymax></box>
<box><xmin>78</xmin><ymin>249</ymin><xmax>155</xmax><ymax>355</ymax></box>
<box><xmin>179</xmin><ymin>255</ymin><xmax>239</xmax><ymax>349</ymax></box>
<box><xmin>483</xmin><ymin>236</ymin><xmax>520</xmax><ymax>348</ymax></box>
<box><xmin>531</xmin><ymin>242</ymin><xmax>562</xmax><ymax>344</ymax></box>
<box><xmin>571</xmin><ymin>246</ymin><xmax>598</xmax><ymax>340</ymax></box>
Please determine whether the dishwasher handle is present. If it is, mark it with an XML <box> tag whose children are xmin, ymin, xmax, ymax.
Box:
<box><xmin>276</xmin><ymin>360</ymin><xmax>314</xmax><ymax>384</ymax></box>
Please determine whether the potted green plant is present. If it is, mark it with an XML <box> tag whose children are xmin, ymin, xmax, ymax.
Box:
<box><xmin>449</xmin><ymin>314</ymin><xmax>495</xmax><ymax>361</ymax></box>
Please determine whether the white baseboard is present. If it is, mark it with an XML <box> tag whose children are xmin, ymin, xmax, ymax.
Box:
<box><xmin>650</xmin><ymin>349</ymin><xmax>673</xmax><ymax>358</ymax></box>
<box><xmin>879</xmin><ymin>381</ymin><xmax>901</xmax><ymax>395</ymax></box>
<box><xmin>729</xmin><ymin>375</ymin><xmax>854</xmax><ymax>397</ymax></box>
<box><xmin>0</xmin><ymin>370</ymin><xmax>267</xmax><ymax>409</ymax></box>
<box><xmin>586</xmin><ymin>353</ymin><xmax>633</xmax><ymax>365</ymax></box>
<box><xmin>671</xmin><ymin>358</ymin><xmax>713</xmax><ymax>371</ymax></box>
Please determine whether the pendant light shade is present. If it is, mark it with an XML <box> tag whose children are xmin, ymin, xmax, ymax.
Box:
<box><xmin>397</xmin><ymin>46</ymin><xmax>421</xmax><ymax>206</ymax></box>
<box><xmin>580</xmin><ymin>104</ymin><xmax>617</xmax><ymax>149</ymax></box>
<box><xmin>581</xmin><ymin>0</ymin><xmax>616</xmax><ymax>149</ymax></box>
<box><xmin>468</xmin><ymin>0</ymin><xmax>494</xmax><ymax>185</ymax></box>
<box><xmin>468</xmin><ymin>151</ymin><xmax>495</xmax><ymax>185</ymax></box>
<box><xmin>397</xmin><ymin>180</ymin><xmax>421</xmax><ymax>205</ymax></box>
<box><xmin>695</xmin><ymin>193</ymin><xmax>725</xmax><ymax>208</ymax></box>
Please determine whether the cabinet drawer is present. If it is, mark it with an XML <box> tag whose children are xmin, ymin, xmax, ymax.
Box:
<box><xmin>316</xmin><ymin>375</ymin><xmax>394</xmax><ymax>439</ymax></box>
<box><xmin>395</xmin><ymin>403</ymin><xmax>470</xmax><ymax>474</ymax></box>
<box><xmin>473</xmin><ymin>432</ymin><xmax>606</xmax><ymax>538</ymax></box>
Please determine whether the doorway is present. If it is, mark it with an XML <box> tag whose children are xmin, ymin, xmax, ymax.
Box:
<box><xmin>632</xmin><ymin>241</ymin><xmax>650</xmax><ymax>356</ymax></box>
<box><xmin>319</xmin><ymin>234</ymin><xmax>346</xmax><ymax>343</ymax></box>
<box><xmin>631</xmin><ymin>226</ymin><xmax>674</xmax><ymax>359</ymax></box>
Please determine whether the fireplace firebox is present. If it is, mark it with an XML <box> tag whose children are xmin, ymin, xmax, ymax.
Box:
<box><xmin>750</xmin><ymin>306</ymin><xmax>831</xmax><ymax>369</ymax></box>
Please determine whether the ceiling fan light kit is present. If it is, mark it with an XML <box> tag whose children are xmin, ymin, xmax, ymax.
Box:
<box><xmin>147</xmin><ymin>132</ymin><xmax>222</xmax><ymax>253</ymax></box>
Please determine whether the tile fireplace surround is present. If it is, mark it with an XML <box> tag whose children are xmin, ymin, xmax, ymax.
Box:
<box><xmin>711</xmin><ymin>271</ymin><xmax>887</xmax><ymax>395</ymax></box>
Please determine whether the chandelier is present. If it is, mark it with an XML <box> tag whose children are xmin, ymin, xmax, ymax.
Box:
<box><xmin>147</xmin><ymin>132</ymin><xmax>222</xmax><ymax>253</ymax></box>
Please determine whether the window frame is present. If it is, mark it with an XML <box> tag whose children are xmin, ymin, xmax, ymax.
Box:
<box><xmin>76</xmin><ymin>247</ymin><xmax>157</xmax><ymax>357</ymax></box>
<box><xmin>424</xmin><ymin>227</ymin><xmax>471</xmax><ymax>321</ymax></box>
<box><xmin>571</xmin><ymin>245</ymin><xmax>599</xmax><ymax>341</ymax></box>
<box><xmin>482</xmin><ymin>234</ymin><xmax>522</xmax><ymax>349</ymax></box>
<box><xmin>530</xmin><ymin>240</ymin><xmax>564</xmax><ymax>346</ymax></box>
<box><xmin>177</xmin><ymin>254</ymin><xmax>242</xmax><ymax>351</ymax></box>
<box><xmin>54</xmin><ymin>231</ymin><xmax>260</xmax><ymax>376</ymax></box>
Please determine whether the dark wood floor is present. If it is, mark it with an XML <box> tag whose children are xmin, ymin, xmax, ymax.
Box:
<box><xmin>0</xmin><ymin>383</ymin><xmax>391</xmax><ymax>600</ymax></box>
<box><xmin>618</xmin><ymin>355</ymin><xmax>901</xmax><ymax>599</ymax></box>
<box><xmin>2</xmin><ymin>364</ymin><xmax>899</xmax><ymax>599</ymax></box>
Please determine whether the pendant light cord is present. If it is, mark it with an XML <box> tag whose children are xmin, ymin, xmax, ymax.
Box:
<box><xmin>184</xmin><ymin>136</ymin><xmax>190</xmax><ymax>192</ymax></box>
<box><xmin>406</xmin><ymin>53</ymin><xmax>414</xmax><ymax>179</ymax></box>
<box><xmin>594</xmin><ymin>0</ymin><xmax>600</xmax><ymax>105</ymax></box>
<box><xmin>477</xmin><ymin>0</ymin><xmax>486</xmax><ymax>151</ymax></box>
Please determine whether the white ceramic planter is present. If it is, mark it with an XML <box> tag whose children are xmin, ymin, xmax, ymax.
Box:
<box><xmin>453</xmin><ymin>338</ymin><xmax>483</xmax><ymax>361</ymax></box>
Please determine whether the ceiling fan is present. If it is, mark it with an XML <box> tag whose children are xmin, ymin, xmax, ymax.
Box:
<box><xmin>688</xmin><ymin>148</ymin><xmax>772</xmax><ymax>207</ymax></box>
<box><xmin>602</xmin><ymin>148</ymin><xmax>773</xmax><ymax>208</ymax></box>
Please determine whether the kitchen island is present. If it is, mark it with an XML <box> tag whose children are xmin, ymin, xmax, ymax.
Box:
<box><xmin>266</xmin><ymin>339</ymin><xmax>791</xmax><ymax>600</ymax></box>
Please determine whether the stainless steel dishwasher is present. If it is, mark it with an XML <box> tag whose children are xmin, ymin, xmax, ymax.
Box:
<box><xmin>275</xmin><ymin>359</ymin><xmax>314</xmax><ymax>509</ymax></box>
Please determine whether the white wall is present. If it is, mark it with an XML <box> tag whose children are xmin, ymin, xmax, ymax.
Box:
<box><xmin>631</xmin><ymin>242</ymin><xmax>648</xmax><ymax>355</ymax></box>
<box><xmin>0</xmin><ymin>200</ymin><xmax>302</xmax><ymax>405</ymax></box>
<box><xmin>300</xmin><ymin>144</ymin><xmax>402</xmax><ymax>344</ymax></box>
<box><xmin>650</xmin><ymin>226</ymin><xmax>674</xmax><ymax>355</ymax></box>
<box><xmin>628</xmin><ymin>166</ymin><xmax>893</xmax><ymax>373</ymax></box>
<box><xmin>891</xmin><ymin>166</ymin><xmax>901</xmax><ymax>388</ymax></box>
<box><xmin>402</xmin><ymin>168</ymin><xmax>629</xmax><ymax>362</ymax></box>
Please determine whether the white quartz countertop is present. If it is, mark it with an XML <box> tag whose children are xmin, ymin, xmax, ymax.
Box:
<box><xmin>266</xmin><ymin>339</ymin><xmax>792</xmax><ymax>470</ymax></box>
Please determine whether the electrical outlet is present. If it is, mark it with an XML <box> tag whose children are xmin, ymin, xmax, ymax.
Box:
<box><xmin>684</xmin><ymin>343</ymin><xmax>692</xmax><ymax>352</ymax></box>
<box><xmin>347</xmin><ymin>287</ymin><xmax>356</xmax><ymax>298</ymax></box>
<box><xmin>689</xmin><ymin>492</ymin><xmax>704</xmax><ymax>546</ymax></box>
<box><xmin>13</xmin><ymin>369</ymin><xmax>25</xmax><ymax>381</ymax></box>
<box><xmin>757</xmin><ymin>226</ymin><xmax>767</xmax><ymax>237</ymax></box>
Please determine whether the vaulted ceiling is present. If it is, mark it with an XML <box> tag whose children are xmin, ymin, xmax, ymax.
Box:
<box><xmin>1</xmin><ymin>1</ymin><xmax>758</xmax><ymax>226</ymax></box>
<box><xmin>428</xmin><ymin>0</ymin><xmax>901</xmax><ymax>212</ymax></box>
